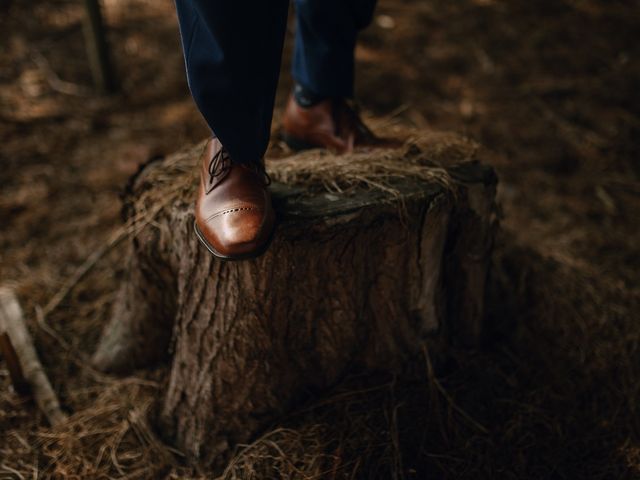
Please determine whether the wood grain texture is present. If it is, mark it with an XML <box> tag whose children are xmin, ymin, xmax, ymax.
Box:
<box><xmin>92</xmin><ymin>136</ymin><xmax>497</xmax><ymax>465</ymax></box>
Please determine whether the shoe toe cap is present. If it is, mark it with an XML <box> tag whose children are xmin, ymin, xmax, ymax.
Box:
<box><xmin>199</xmin><ymin>207</ymin><xmax>272</xmax><ymax>258</ymax></box>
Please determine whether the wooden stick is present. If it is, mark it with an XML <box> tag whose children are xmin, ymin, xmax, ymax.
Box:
<box><xmin>0</xmin><ymin>332</ymin><xmax>30</xmax><ymax>395</ymax></box>
<box><xmin>0</xmin><ymin>287</ymin><xmax>67</xmax><ymax>427</ymax></box>
<box><xmin>82</xmin><ymin>0</ymin><xmax>117</xmax><ymax>93</ymax></box>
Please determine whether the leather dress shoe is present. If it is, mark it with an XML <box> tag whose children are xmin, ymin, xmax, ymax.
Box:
<box><xmin>194</xmin><ymin>138</ymin><xmax>275</xmax><ymax>260</ymax></box>
<box><xmin>281</xmin><ymin>94</ymin><xmax>402</xmax><ymax>153</ymax></box>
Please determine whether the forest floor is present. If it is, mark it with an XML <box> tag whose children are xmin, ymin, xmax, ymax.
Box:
<box><xmin>1</xmin><ymin>0</ymin><xmax>639</xmax><ymax>478</ymax></box>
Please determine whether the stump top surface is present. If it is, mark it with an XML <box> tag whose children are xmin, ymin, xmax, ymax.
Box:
<box><xmin>270</xmin><ymin>180</ymin><xmax>445</xmax><ymax>220</ymax></box>
<box><xmin>130</xmin><ymin>132</ymin><xmax>496</xmax><ymax>225</ymax></box>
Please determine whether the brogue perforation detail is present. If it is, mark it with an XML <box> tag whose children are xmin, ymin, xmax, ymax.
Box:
<box><xmin>221</xmin><ymin>206</ymin><xmax>257</xmax><ymax>215</ymax></box>
<box><xmin>205</xmin><ymin>205</ymin><xmax>263</xmax><ymax>222</ymax></box>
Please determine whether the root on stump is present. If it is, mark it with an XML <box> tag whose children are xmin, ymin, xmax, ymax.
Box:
<box><xmin>92</xmin><ymin>132</ymin><xmax>497</xmax><ymax>466</ymax></box>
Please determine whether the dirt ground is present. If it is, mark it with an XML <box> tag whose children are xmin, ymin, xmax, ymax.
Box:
<box><xmin>1</xmin><ymin>0</ymin><xmax>639</xmax><ymax>478</ymax></box>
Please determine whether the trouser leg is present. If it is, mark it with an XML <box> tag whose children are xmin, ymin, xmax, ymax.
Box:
<box><xmin>175</xmin><ymin>0</ymin><xmax>289</xmax><ymax>164</ymax></box>
<box><xmin>292</xmin><ymin>0</ymin><xmax>378</xmax><ymax>98</ymax></box>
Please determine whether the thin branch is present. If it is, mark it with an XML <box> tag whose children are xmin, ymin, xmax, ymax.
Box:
<box><xmin>0</xmin><ymin>287</ymin><xmax>68</xmax><ymax>427</ymax></box>
<box><xmin>423</xmin><ymin>345</ymin><xmax>489</xmax><ymax>434</ymax></box>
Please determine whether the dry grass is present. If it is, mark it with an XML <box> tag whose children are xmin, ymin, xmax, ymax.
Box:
<box><xmin>1</xmin><ymin>0</ymin><xmax>639</xmax><ymax>478</ymax></box>
<box><xmin>267</xmin><ymin>131</ymin><xmax>477</xmax><ymax>196</ymax></box>
<box><xmin>35</xmin><ymin>379</ymin><xmax>177</xmax><ymax>479</ymax></box>
<box><xmin>3</xmin><ymin>227</ymin><xmax>636</xmax><ymax>479</ymax></box>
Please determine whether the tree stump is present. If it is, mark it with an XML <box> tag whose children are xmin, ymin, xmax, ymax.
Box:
<box><xmin>92</xmin><ymin>132</ymin><xmax>497</xmax><ymax>466</ymax></box>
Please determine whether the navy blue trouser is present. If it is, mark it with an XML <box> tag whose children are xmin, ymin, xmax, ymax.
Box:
<box><xmin>175</xmin><ymin>0</ymin><xmax>377</xmax><ymax>165</ymax></box>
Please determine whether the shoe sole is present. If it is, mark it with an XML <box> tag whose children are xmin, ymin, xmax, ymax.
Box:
<box><xmin>193</xmin><ymin>220</ymin><xmax>274</xmax><ymax>261</ymax></box>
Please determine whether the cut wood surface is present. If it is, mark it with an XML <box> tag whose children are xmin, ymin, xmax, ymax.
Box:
<box><xmin>92</xmin><ymin>131</ymin><xmax>497</xmax><ymax>466</ymax></box>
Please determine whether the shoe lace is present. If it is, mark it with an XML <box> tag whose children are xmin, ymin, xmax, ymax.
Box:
<box><xmin>206</xmin><ymin>147</ymin><xmax>271</xmax><ymax>194</ymax></box>
<box><xmin>206</xmin><ymin>147</ymin><xmax>232</xmax><ymax>193</ymax></box>
<box><xmin>337</xmin><ymin>99</ymin><xmax>374</xmax><ymax>139</ymax></box>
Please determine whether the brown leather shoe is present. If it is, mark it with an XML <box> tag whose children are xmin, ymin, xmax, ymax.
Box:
<box><xmin>281</xmin><ymin>94</ymin><xmax>402</xmax><ymax>153</ymax></box>
<box><xmin>194</xmin><ymin>138</ymin><xmax>275</xmax><ymax>260</ymax></box>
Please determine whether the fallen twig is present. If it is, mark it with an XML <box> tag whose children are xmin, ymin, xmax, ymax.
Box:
<box><xmin>31</xmin><ymin>51</ymin><xmax>91</xmax><ymax>97</ymax></box>
<box><xmin>0</xmin><ymin>287</ymin><xmax>68</xmax><ymax>427</ymax></box>
<box><xmin>423</xmin><ymin>345</ymin><xmax>489</xmax><ymax>434</ymax></box>
<box><xmin>0</xmin><ymin>331</ymin><xmax>30</xmax><ymax>395</ymax></box>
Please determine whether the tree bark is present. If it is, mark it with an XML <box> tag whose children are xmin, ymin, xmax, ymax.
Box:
<box><xmin>92</xmin><ymin>135</ymin><xmax>497</xmax><ymax>466</ymax></box>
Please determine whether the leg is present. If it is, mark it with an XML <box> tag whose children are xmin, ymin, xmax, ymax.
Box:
<box><xmin>283</xmin><ymin>0</ymin><xmax>401</xmax><ymax>153</ymax></box>
<box><xmin>175</xmin><ymin>0</ymin><xmax>289</xmax><ymax>164</ymax></box>
<box><xmin>175</xmin><ymin>0</ymin><xmax>287</xmax><ymax>260</ymax></box>
<box><xmin>292</xmin><ymin>0</ymin><xmax>378</xmax><ymax>98</ymax></box>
